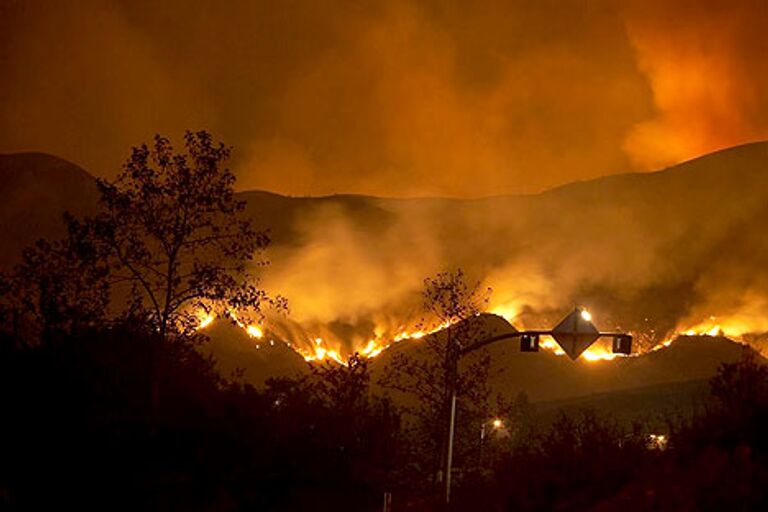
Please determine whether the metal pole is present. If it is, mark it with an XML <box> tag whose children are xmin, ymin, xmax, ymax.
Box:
<box><xmin>382</xmin><ymin>492</ymin><xmax>392</xmax><ymax>512</ymax></box>
<box><xmin>444</xmin><ymin>390</ymin><xmax>457</xmax><ymax>506</ymax></box>
<box><xmin>479</xmin><ymin>422</ymin><xmax>486</xmax><ymax>465</ymax></box>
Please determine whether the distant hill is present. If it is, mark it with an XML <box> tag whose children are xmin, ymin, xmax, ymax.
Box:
<box><xmin>200</xmin><ymin>320</ymin><xmax>309</xmax><ymax>386</ymax></box>
<box><xmin>0</xmin><ymin>153</ymin><xmax>99</xmax><ymax>268</ymax></box>
<box><xmin>2</xmin><ymin>142</ymin><xmax>768</xmax><ymax>400</ymax></box>
<box><xmin>368</xmin><ymin>313</ymin><xmax>756</xmax><ymax>403</ymax></box>
<box><xmin>235</xmin><ymin>141</ymin><xmax>768</xmax><ymax>355</ymax></box>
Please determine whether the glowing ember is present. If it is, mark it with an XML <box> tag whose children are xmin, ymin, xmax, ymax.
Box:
<box><xmin>197</xmin><ymin>312</ymin><xmax>215</xmax><ymax>329</ymax></box>
<box><xmin>291</xmin><ymin>337</ymin><xmax>345</xmax><ymax>364</ymax></box>
<box><xmin>395</xmin><ymin>330</ymin><xmax>425</xmax><ymax>341</ymax></box>
<box><xmin>539</xmin><ymin>337</ymin><xmax>565</xmax><ymax>356</ymax></box>
<box><xmin>360</xmin><ymin>340</ymin><xmax>385</xmax><ymax>358</ymax></box>
<box><xmin>580</xmin><ymin>348</ymin><xmax>622</xmax><ymax>362</ymax></box>
<box><xmin>538</xmin><ymin>336</ymin><xmax>626</xmax><ymax>362</ymax></box>
<box><xmin>246</xmin><ymin>325</ymin><xmax>264</xmax><ymax>338</ymax></box>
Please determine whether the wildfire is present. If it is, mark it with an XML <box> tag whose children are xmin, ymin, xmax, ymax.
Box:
<box><xmin>538</xmin><ymin>336</ymin><xmax>624</xmax><ymax>362</ymax></box>
<box><xmin>197</xmin><ymin>304</ymin><xmax>768</xmax><ymax>367</ymax></box>
<box><xmin>246</xmin><ymin>325</ymin><xmax>264</xmax><ymax>338</ymax></box>
<box><xmin>360</xmin><ymin>339</ymin><xmax>385</xmax><ymax>358</ymax></box>
<box><xmin>395</xmin><ymin>330</ymin><xmax>425</xmax><ymax>341</ymax></box>
<box><xmin>651</xmin><ymin>316</ymin><xmax>754</xmax><ymax>353</ymax></box>
<box><xmin>539</xmin><ymin>338</ymin><xmax>565</xmax><ymax>356</ymax></box>
<box><xmin>580</xmin><ymin>347</ymin><xmax>622</xmax><ymax>362</ymax></box>
<box><xmin>301</xmin><ymin>338</ymin><xmax>346</xmax><ymax>364</ymax></box>
<box><xmin>197</xmin><ymin>312</ymin><xmax>215</xmax><ymax>330</ymax></box>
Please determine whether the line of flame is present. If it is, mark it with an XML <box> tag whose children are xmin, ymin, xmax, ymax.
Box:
<box><xmin>198</xmin><ymin>309</ymin><xmax>763</xmax><ymax>366</ymax></box>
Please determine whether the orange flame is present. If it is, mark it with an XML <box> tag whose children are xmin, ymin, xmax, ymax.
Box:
<box><xmin>199</xmin><ymin>305</ymin><xmax>768</xmax><ymax>366</ymax></box>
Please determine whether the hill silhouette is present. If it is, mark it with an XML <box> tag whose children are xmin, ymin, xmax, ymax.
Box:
<box><xmin>0</xmin><ymin>153</ymin><xmax>98</xmax><ymax>268</ymax></box>
<box><xmin>2</xmin><ymin>143</ymin><xmax>768</xmax><ymax>407</ymax></box>
<box><xmin>201</xmin><ymin>310</ymin><xmax>759</xmax><ymax>413</ymax></box>
<box><xmin>200</xmin><ymin>320</ymin><xmax>309</xmax><ymax>385</ymax></box>
<box><xmin>369</xmin><ymin>313</ymin><xmax>757</xmax><ymax>403</ymax></box>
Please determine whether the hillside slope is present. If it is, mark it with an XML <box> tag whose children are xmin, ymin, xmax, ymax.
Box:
<box><xmin>2</xmin><ymin>143</ymin><xmax>768</xmax><ymax>390</ymax></box>
<box><xmin>0</xmin><ymin>153</ymin><xmax>99</xmax><ymax>268</ymax></box>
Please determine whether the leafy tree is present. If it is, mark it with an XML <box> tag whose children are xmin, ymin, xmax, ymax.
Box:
<box><xmin>1</xmin><ymin>131</ymin><xmax>286</xmax><ymax>424</ymax></box>
<box><xmin>380</xmin><ymin>269</ymin><xmax>494</xmax><ymax>492</ymax></box>
<box><xmin>710</xmin><ymin>350</ymin><xmax>768</xmax><ymax>415</ymax></box>
<box><xmin>92</xmin><ymin>130</ymin><xmax>285</xmax><ymax>339</ymax></box>
<box><xmin>491</xmin><ymin>410</ymin><xmax>649</xmax><ymax>511</ymax></box>
<box><xmin>0</xmin><ymin>215</ymin><xmax>109</xmax><ymax>346</ymax></box>
<box><xmin>309</xmin><ymin>352</ymin><xmax>371</xmax><ymax>413</ymax></box>
<box><xmin>673</xmin><ymin>350</ymin><xmax>768</xmax><ymax>454</ymax></box>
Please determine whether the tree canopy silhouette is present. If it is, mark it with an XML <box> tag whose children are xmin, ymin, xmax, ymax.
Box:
<box><xmin>380</xmin><ymin>269</ymin><xmax>495</xmax><ymax>495</ymax></box>
<box><xmin>92</xmin><ymin>131</ymin><xmax>285</xmax><ymax>339</ymax></box>
<box><xmin>0</xmin><ymin>215</ymin><xmax>109</xmax><ymax>346</ymax></box>
<box><xmin>2</xmin><ymin>131</ymin><xmax>285</xmax><ymax>346</ymax></box>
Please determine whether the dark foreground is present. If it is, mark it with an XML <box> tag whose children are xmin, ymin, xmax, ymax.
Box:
<box><xmin>2</xmin><ymin>323</ymin><xmax>768</xmax><ymax>511</ymax></box>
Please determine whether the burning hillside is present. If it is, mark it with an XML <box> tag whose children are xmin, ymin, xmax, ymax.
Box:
<box><xmin>3</xmin><ymin>141</ymin><xmax>768</xmax><ymax>365</ymax></box>
<box><xmin>223</xmin><ymin>142</ymin><xmax>768</xmax><ymax>362</ymax></box>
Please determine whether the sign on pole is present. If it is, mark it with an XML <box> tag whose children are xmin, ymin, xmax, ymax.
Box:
<box><xmin>551</xmin><ymin>308</ymin><xmax>600</xmax><ymax>360</ymax></box>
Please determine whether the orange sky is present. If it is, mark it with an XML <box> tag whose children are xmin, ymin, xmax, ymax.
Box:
<box><xmin>1</xmin><ymin>0</ymin><xmax>767</xmax><ymax>197</ymax></box>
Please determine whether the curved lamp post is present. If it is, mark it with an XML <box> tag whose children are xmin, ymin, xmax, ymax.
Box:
<box><xmin>440</xmin><ymin>307</ymin><xmax>632</xmax><ymax>507</ymax></box>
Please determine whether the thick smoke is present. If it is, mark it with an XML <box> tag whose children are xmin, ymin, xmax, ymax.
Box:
<box><xmin>3</xmin><ymin>1</ymin><xmax>767</xmax><ymax>196</ymax></box>
<box><xmin>623</xmin><ymin>0</ymin><xmax>768</xmax><ymax>169</ymax></box>
<box><xmin>4</xmin><ymin>1</ymin><xmax>768</xmax><ymax>355</ymax></box>
<box><xmin>256</xmin><ymin>142</ymin><xmax>768</xmax><ymax>357</ymax></box>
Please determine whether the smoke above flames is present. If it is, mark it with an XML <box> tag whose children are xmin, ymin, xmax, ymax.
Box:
<box><xmin>3</xmin><ymin>1</ymin><xmax>768</xmax><ymax>359</ymax></box>
<box><xmin>3</xmin><ymin>1</ymin><xmax>768</xmax><ymax>197</ymax></box>
<box><xmin>623</xmin><ymin>0</ymin><xmax>768</xmax><ymax>170</ymax></box>
<box><xmin>246</xmin><ymin>142</ymin><xmax>768</xmax><ymax>360</ymax></box>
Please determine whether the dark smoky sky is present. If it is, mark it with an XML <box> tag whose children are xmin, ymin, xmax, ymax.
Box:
<box><xmin>1</xmin><ymin>0</ymin><xmax>768</xmax><ymax>197</ymax></box>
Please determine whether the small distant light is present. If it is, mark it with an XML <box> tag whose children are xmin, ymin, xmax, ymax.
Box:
<box><xmin>492</xmin><ymin>418</ymin><xmax>503</xmax><ymax>429</ymax></box>
<box><xmin>580</xmin><ymin>309</ymin><xmax>592</xmax><ymax>322</ymax></box>
<box><xmin>647</xmin><ymin>434</ymin><xmax>668</xmax><ymax>450</ymax></box>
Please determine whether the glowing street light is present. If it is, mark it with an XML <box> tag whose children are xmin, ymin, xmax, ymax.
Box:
<box><xmin>440</xmin><ymin>307</ymin><xmax>632</xmax><ymax>506</ymax></box>
<box><xmin>479</xmin><ymin>417</ymin><xmax>506</xmax><ymax>467</ymax></box>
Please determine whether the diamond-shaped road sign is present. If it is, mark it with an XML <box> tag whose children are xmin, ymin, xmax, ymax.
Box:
<box><xmin>551</xmin><ymin>308</ymin><xmax>600</xmax><ymax>360</ymax></box>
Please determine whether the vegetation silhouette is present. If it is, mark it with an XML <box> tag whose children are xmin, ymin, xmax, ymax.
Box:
<box><xmin>2</xmin><ymin>135</ymin><xmax>768</xmax><ymax>510</ymax></box>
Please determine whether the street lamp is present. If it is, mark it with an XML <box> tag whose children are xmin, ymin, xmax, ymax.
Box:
<box><xmin>479</xmin><ymin>417</ymin><xmax>505</xmax><ymax>465</ymax></box>
<box><xmin>440</xmin><ymin>307</ymin><xmax>632</xmax><ymax>507</ymax></box>
<box><xmin>480</xmin><ymin>417</ymin><xmax>504</xmax><ymax>443</ymax></box>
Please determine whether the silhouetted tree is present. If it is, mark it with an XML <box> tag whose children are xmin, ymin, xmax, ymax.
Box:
<box><xmin>91</xmin><ymin>131</ymin><xmax>285</xmax><ymax>339</ymax></box>
<box><xmin>672</xmin><ymin>349</ymin><xmax>768</xmax><ymax>455</ymax></box>
<box><xmin>0</xmin><ymin>214</ymin><xmax>109</xmax><ymax>346</ymax></box>
<box><xmin>380</xmin><ymin>269</ymin><xmax>494</xmax><ymax>496</ymax></box>
<box><xmin>490</xmin><ymin>410</ymin><xmax>649</xmax><ymax>511</ymax></box>
<box><xmin>309</xmin><ymin>352</ymin><xmax>371</xmax><ymax>412</ymax></box>
<box><xmin>710</xmin><ymin>350</ymin><xmax>768</xmax><ymax>416</ymax></box>
<box><xmin>1</xmin><ymin>131</ymin><xmax>288</xmax><ymax>431</ymax></box>
<box><xmin>555</xmin><ymin>354</ymin><xmax>768</xmax><ymax>512</ymax></box>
